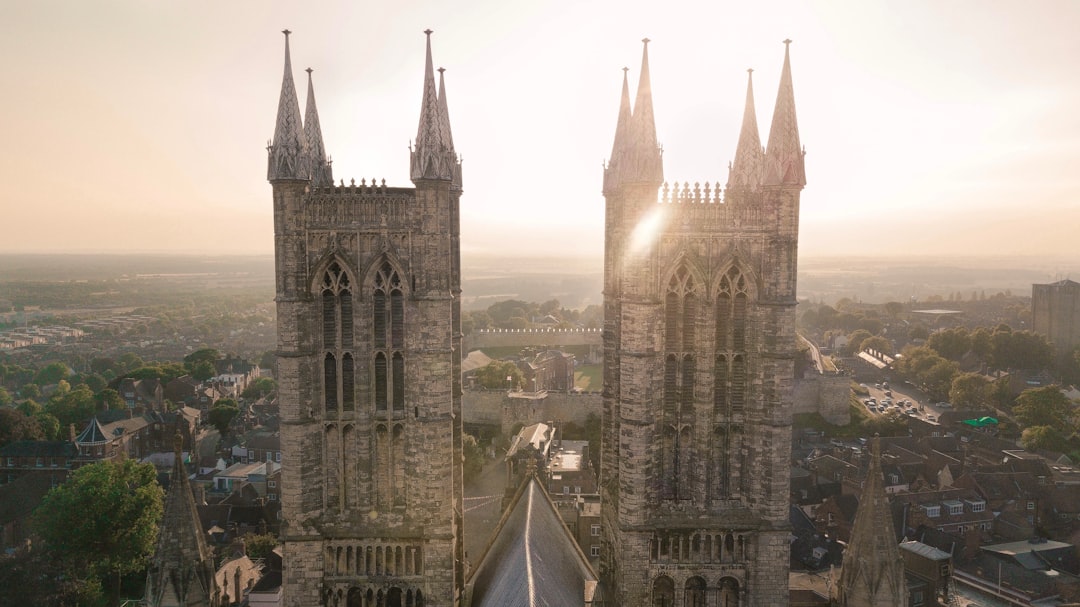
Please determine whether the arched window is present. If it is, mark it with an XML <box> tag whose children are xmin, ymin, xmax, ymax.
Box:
<box><xmin>320</xmin><ymin>262</ymin><xmax>354</xmax><ymax>413</ymax></box>
<box><xmin>685</xmin><ymin>577</ymin><xmax>707</xmax><ymax>607</ymax></box>
<box><xmin>661</xmin><ymin>265</ymin><xmax>697</xmax><ymax>501</ymax></box>
<box><xmin>373</xmin><ymin>262</ymin><xmax>405</xmax><ymax>417</ymax></box>
<box><xmin>719</xmin><ymin>577</ymin><xmax>740</xmax><ymax>607</ymax></box>
<box><xmin>714</xmin><ymin>266</ymin><xmax>750</xmax><ymax>421</ymax></box>
<box><xmin>652</xmin><ymin>575</ymin><xmax>675</xmax><ymax>607</ymax></box>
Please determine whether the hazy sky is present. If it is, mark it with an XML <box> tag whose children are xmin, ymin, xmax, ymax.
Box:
<box><xmin>2</xmin><ymin>0</ymin><xmax>1078</xmax><ymax>259</ymax></box>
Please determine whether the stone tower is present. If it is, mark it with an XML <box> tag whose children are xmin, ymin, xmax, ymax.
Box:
<box><xmin>837</xmin><ymin>437</ymin><xmax>907</xmax><ymax>607</ymax></box>
<box><xmin>269</xmin><ymin>30</ymin><xmax>465</xmax><ymax>607</ymax></box>
<box><xmin>145</xmin><ymin>431</ymin><xmax>220</xmax><ymax>607</ymax></box>
<box><xmin>599</xmin><ymin>40</ymin><xmax>804</xmax><ymax>606</ymax></box>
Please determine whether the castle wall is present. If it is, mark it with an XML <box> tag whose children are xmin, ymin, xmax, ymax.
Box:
<box><xmin>794</xmin><ymin>374</ymin><xmax>852</xmax><ymax>425</ymax></box>
<box><xmin>461</xmin><ymin>388</ymin><xmax>602</xmax><ymax>434</ymax></box>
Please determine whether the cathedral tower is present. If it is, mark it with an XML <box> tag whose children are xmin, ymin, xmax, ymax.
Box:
<box><xmin>270</xmin><ymin>30</ymin><xmax>464</xmax><ymax>607</ymax></box>
<box><xmin>600</xmin><ymin>40</ymin><xmax>804</xmax><ymax>606</ymax></box>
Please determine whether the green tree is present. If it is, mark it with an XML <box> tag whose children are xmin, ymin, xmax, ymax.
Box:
<box><xmin>33</xmin><ymin>362</ymin><xmax>70</xmax><ymax>386</ymax></box>
<box><xmin>208</xmin><ymin>400</ymin><xmax>240</xmax><ymax>436</ymax></box>
<box><xmin>845</xmin><ymin>329</ymin><xmax>872</xmax><ymax>355</ymax></box>
<box><xmin>0</xmin><ymin>407</ymin><xmax>44</xmax><ymax>448</ymax></box>
<box><xmin>95</xmin><ymin>388</ymin><xmax>125</xmax><ymax>411</ymax></box>
<box><xmin>19</xmin><ymin>383</ymin><xmax>40</xmax><ymax>400</ymax></box>
<box><xmin>82</xmin><ymin>373</ymin><xmax>108</xmax><ymax>393</ymax></box>
<box><xmin>0</xmin><ymin>385</ymin><xmax>11</xmax><ymax>407</ymax></box>
<box><xmin>1014</xmin><ymin>386</ymin><xmax>1074</xmax><ymax>429</ymax></box>
<box><xmin>44</xmin><ymin>384</ymin><xmax>96</xmax><ymax>429</ymax></box>
<box><xmin>117</xmin><ymin>352</ymin><xmax>144</xmax><ymax>372</ymax></box>
<box><xmin>33</xmin><ymin>459</ymin><xmax>163</xmax><ymax>601</ymax></box>
<box><xmin>928</xmin><ymin>328</ymin><xmax>970</xmax><ymax>361</ymax></box>
<box><xmin>1020</xmin><ymin>425</ymin><xmax>1068</xmax><ymax>453</ymax></box>
<box><xmin>462</xmin><ymin>433</ymin><xmax>486</xmax><ymax>483</ymax></box>
<box><xmin>184</xmin><ymin>348</ymin><xmax>221</xmax><ymax>366</ymax></box>
<box><xmin>35</xmin><ymin>412</ymin><xmax>60</xmax><ymax>441</ymax></box>
<box><xmin>241</xmin><ymin>377</ymin><xmax>277</xmax><ymax>400</ymax></box>
<box><xmin>191</xmin><ymin>360</ymin><xmax>216</xmax><ymax>382</ymax></box>
<box><xmin>860</xmin><ymin>336</ymin><xmax>892</xmax><ymax>357</ymax></box>
<box><xmin>242</xmin><ymin>532</ymin><xmax>280</xmax><ymax>561</ymax></box>
<box><xmin>475</xmin><ymin>360</ymin><xmax>523</xmax><ymax>390</ymax></box>
<box><xmin>259</xmin><ymin>350</ymin><xmax>276</xmax><ymax>370</ymax></box>
<box><xmin>949</xmin><ymin>373</ymin><xmax>990</xmax><ymax>409</ymax></box>
<box><xmin>0</xmin><ymin>547</ymin><xmax>107</xmax><ymax>607</ymax></box>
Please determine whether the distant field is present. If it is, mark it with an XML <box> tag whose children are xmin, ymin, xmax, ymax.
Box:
<box><xmin>574</xmin><ymin>364</ymin><xmax>602</xmax><ymax>391</ymax></box>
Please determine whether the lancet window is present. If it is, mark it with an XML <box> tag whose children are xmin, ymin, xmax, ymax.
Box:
<box><xmin>321</xmin><ymin>262</ymin><xmax>355</xmax><ymax>412</ymax></box>
<box><xmin>713</xmin><ymin>266</ymin><xmax>752</xmax><ymax>500</ymax></box>
<box><xmin>371</xmin><ymin>261</ymin><xmax>407</xmax><ymax>509</ymax></box>
<box><xmin>660</xmin><ymin>265</ymin><xmax>697</xmax><ymax>501</ymax></box>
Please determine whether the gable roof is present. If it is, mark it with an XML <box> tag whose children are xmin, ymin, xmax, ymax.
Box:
<box><xmin>467</xmin><ymin>476</ymin><xmax>598</xmax><ymax>607</ymax></box>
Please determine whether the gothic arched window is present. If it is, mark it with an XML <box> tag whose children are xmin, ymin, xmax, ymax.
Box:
<box><xmin>372</xmin><ymin>261</ymin><xmax>408</xmax><ymax>509</ymax></box>
<box><xmin>321</xmin><ymin>262</ymin><xmax>354</xmax><ymax>413</ymax></box>
<box><xmin>661</xmin><ymin>265</ymin><xmax>697</xmax><ymax>501</ymax></box>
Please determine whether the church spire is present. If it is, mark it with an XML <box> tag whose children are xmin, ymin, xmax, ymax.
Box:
<box><xmin>837</xmin><ymin>437</ymin><xmax>907</xmax><ymax>607</ymax></box>
<box><xmin>727</xmin><ymin>69</ymin><xmax>763</xmax><ymax>190</ymax></box>
<box><xmin>436</xmin><ymin>66</ymin><xmax>462</xmax><ymax>187</ymax></box>
<box><xmin>145</xmin><ymin>429</ymin><xmax>219</xmax><ymax>607</ymax></box>
<box><xmin>411</xmin><ymin>30</ymin><xmax>456</xmax><ymax>182</ymax></box>
<box><xmin>268</xmin><ymin>30</ymin><xmax>309</xmax><ymax>182</ymax></box>
<box><xmin>304</xmin><ymin>68</ymin><xmax>333</xmax><ymax>187</ymax></box>
<box><xmin>604</xmin><ymin>39</ymin><xmax>664</xmax><ymax>192</ymax></box>
<box><xmin>602</xmin><ymin>68</ymin><xmax>632</xmax><ymax>194</ymax></box>
<box><xmin>764</xmin><ymin>39</ymin><xmax>805</xmax><ymax>187</ymax></box>
<box><xmin>627</xmin><ymin>38</ymin><xmax>663</xmax><ymax>185</ymax></box>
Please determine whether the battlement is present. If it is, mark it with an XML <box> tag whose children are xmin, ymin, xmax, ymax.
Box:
<box><xmin>302</xmin><ymin>178</ymin><xmax>417</xmax><ymax>228</ymax></box>
<box><xmin>657</xmin><ymin>180</ymin><xmax>770</xmax><ymax>230</ymax></box>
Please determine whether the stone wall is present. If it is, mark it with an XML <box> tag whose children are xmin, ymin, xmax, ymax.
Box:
<box><xmin>464</xmin><ymin>328</ymin><xmax>602</xmax><ymax>350</ymax></box>
<box><xmin>462</xmin><ymin>388</ymin><xmax>602</xmax><ymax>435</ymax></box>
<box><xmin>794</xmin><ymin>374</ymin><xmax>851</xmax><ymax>425</ymax></box>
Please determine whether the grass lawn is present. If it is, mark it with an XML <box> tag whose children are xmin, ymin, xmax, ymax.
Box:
<box><xmin>574</xmin><ymin>364</ymin><xmax>602</xmax><ymax>391</ymax></box>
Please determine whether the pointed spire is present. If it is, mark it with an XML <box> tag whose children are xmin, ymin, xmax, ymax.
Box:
<box><xmin>437</xmin><ymin>67</ymin><xmax>455</xmax><ymax>154</ymax></box>
<box><xmin>764</xmin><ymin>39</ymin><xmax>805</xmax><ymax>187</ymax></box>
<box><xmin>304</xmin><ymin>68</ymin><xmax>333</xmax><ymax>187</ymax></box>
<box><xmin>411</xmin><ymin>30</ymin><xmax>457</xmax><ymax>182</ymax></box>
<box><xmin>837</xmin><ymin>436</ymin><xmax>907</xmax><ymax>607</ymax></box>
<box><xmin>268</xmin><ymin>30</ymin><xmax>309</xmax><ymax>182</ymax></box>
<box><xmin>631</xmin><ymin>38</ymin><xmax>659</xmax><ymax>154</ymax></box>
<box><xmin>627</xmin><ymin>38</ymin><xmax>663</xmax><ymax>185</ymax></box>
<box><xmin>436</xmin><ymin>66</ymin><xmax>462</xmax><ymax>187</ymax></box>
<box><xmin>604</xmin><ymin>39</ymin><xmax>663</xmax><ymax>193</ymax></box>
<box><xmin>602</xmin><ymin>68</ymin><xmax>633</xmax><ymax>194</ymax></box>
<box><xmin>727</xmin><ymin>69</ymin><xmax>764</xmax><ymax>190</ymax></box>
<box><xmin>145</xmin><ymin>428</ymin><xmax>219</xmax><ymax>606</ymax></box>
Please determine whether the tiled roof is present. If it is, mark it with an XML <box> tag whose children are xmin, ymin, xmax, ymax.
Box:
<box><xmin>0</xmin><ymin>440</ymin><xmax>77</xmax><ymax>458</ymax></box>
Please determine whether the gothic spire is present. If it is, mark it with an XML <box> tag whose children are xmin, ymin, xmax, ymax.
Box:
<box><xmin>411</xmin><ymin>30</ymin><xmax>456</xmax><ymax>182</ymax></box>
<box><xmin>437</xmin><ymin>67</ymin><xmax>455</xmax><ymax>154</ymax></box>
<box><xmin>604</xmin><ymin>39</ymin><xmax>663</xmax><ymax>192</ymax></box>
<box><xmin>837</xmin><ymin>437</ymin><xmax>907</xmax><ymax>607</ymax></box>
<box><xmin>764</xmin><ymin>39</ymin><xmax>805</xmax><ymax>187</ymax></box>
<box><xmin>602</xmin><ymin>68</ymin><xmax>632</xmax><ymax>194</ymax></box>
<box><xmin>727</xmin><ymin>69</ymin><xmax>764</xmax><ymax>190</ymax></box>
<box><xmin>268</xmin><ymin>30</ymin><xmax>309</xmax><ymax>182</ymax></box>
<box><xmin>145</xmin><ymin>430</ymin><xmax>219</xmax><ymax>607</ymax></box>
<box><xmin>304</xmin><ymin>68</ymin><xmax>333</xmax><ymax>187</ymax></box>
<box><xmin>626</xmin><ymin>38</ymin><xmax>663</xmax><ymax>185</ymax></box>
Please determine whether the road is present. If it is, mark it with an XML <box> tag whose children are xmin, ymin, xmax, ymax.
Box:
<box><xmin>858</xmin><ymin>381</ymin><xmax>948</xmax><ymax>424</ymax></box>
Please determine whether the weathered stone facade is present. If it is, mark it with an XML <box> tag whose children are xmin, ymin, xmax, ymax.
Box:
<box><xmin>269</xmin><ymin>31</ymin><xmax>464</xmax><ymax>607</ymax></box>
<box><xmin>599</xmin><ymin>40</ymin><xmax>804</xmax><ymax>606</ymax></box>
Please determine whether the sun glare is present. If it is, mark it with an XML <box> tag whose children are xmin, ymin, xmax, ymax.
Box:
<box><xmin>626</xmin><ymin>205</ymin><xmax>669</xmax><ymax>258</ymax></box>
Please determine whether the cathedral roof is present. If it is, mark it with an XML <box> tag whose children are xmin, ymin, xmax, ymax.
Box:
<box><xmin>304</xmin><ymin>68</ymin><xmax>333</xmax><ymax>187</ymax></box>
<box><xmin>467</xmin><ymin>476</ymin><xmax>598</xmax><ymax>607</ymax></box>
<box><xmin>727</xmin><ymin>69</ymin><xmax>763</xmax><ymax>190</ymax></box>
<box><xmin>268</xmin><ymin>30</ymin><xmax>309</xmax><ymax>182</ymax></box>
<box><xmin>764</xmin><ymin>40</ymin><xmax>806</xmax><ymax>187</ymax></box>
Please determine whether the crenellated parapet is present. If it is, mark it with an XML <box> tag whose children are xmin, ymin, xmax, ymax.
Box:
<box><xmin>302</xmin><ymin>180</ymin><xmax>417</xmax><ymax>228</ymax></box>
